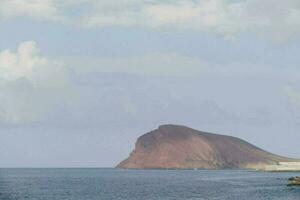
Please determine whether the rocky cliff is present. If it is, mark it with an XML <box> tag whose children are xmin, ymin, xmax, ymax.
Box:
<box><xmin>117</xmin><ymin>125</ymin><xmax>297</xmax><ymax>169</ymax></box>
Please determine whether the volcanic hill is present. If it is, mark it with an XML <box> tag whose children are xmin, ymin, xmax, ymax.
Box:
<box><xmin>117</xmin><ymin>125</ymin><xmax>297</xmax><ymax>170</ymax></box>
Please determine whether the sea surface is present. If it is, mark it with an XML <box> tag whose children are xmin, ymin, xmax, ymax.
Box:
<box><xmin>0</xmin><ymin>168</ymin><xmax>299</xmax><ymax>200</ymax></box>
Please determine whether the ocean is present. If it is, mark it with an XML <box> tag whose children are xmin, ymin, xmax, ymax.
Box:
<box><xmin>0</xmin><ymin>168</ymin><xmax>299</xmax><ymax>200</ymax></box>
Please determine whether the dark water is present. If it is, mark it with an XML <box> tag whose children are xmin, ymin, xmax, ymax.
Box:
<box><xmin>0</xmin><ymin>169</ymin><xmax>299</xmax><ymax>200</ymax></box>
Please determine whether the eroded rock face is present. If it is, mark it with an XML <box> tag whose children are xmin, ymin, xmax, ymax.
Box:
<box><xmin>288</xmin><ymin>177</ymin><xmax>300</xmax><ymax>186</ymax></box>
<box><xmin>117</xmin><ymin>125</ymin><xmax>295</xmax><ymax>169</ymax></box>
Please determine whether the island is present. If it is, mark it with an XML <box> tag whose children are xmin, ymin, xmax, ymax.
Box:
<box><xmin>117</xmin><ymin>124</ymin><xmax>299</xmax><ymax>170</ymax></box>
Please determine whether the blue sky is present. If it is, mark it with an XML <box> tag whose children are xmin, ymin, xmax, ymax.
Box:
<box><xmin>1</xmin><ymin>0</ymin><xmax>300</xmax><ymax>167</ymax></box>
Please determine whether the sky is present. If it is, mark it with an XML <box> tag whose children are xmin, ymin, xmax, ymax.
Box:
<box><xmin>1</xmin><ymin>0</ymin><xmax>300</xmax><ymax>167</ymax></box>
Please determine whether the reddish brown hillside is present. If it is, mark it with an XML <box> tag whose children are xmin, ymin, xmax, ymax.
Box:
<box><xmin>117</xmin><ymin>125</ymin><xmax>296</xmax><ymax>169</ymax></box>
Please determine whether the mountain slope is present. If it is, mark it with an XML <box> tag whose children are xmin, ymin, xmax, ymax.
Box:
<box><xmin>117</xmin><ymin>125</ymin><xmax>297</xmax><ymax>169</ymax></box>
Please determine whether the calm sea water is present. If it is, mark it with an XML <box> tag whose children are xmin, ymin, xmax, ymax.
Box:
<box><xmin>0</xmin><ymin>168</ymin><xmax>299</xmax><ymax>200</ymax></box>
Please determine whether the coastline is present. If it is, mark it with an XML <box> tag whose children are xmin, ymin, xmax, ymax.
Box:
<box><xmin>264</xmin><ymin>162</ymin><xmax>300</xmax><ymax>172</ymax></box>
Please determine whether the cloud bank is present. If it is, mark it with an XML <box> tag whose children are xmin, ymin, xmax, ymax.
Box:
<box><xmin>67</xmin><ymin>53</ymin><xmax>208</xmax><ymax>77</ymax></box>
<box><xmin>1</xmin><ymin>0</ymin><xmax>300</xmax><ymax>40</ymax></box>
<box><xmin>0</xmin><ymin>41</ymin><xmax>73</xmax><ymax>124</ymax></box>
<box><xmin>1</xmin><ymin>40</ymin><xmax>299</xmax><ymax>126</ymax></box>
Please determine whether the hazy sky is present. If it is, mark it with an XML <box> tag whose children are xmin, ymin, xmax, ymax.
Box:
<box><xmin>1</xmin><ymin>0</ymin><xmax>300</xmax><ymax>167</ymax></box>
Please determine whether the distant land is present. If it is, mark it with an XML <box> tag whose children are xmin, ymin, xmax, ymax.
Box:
<box><xmin>117</xmin><ymin>125</ymin><xmax>300</xmax><ymax>170</ymax></box>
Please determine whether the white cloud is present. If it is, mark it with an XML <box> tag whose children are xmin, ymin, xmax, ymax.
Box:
<box><xmin>0</xmin><ymin>0</ymin><xmax>65</xmax><ymax>22</ymax></box>
<box><xmin>1</xmin><ymin>0</ymin><xmax>300</xmax><ymax>40</ymax></box>
<box><xmin>58</xmin><ymin>0</ymin><xmax>300</xmax><ymax>41</ymax></box>
<box><xmin>0</xmin><ymin>41</ymin><xmax>73</xmax><ymax>124</ymax></box>
<box><xmin>141</xmin><ymin>0</ymin><xmax>300</xmax><ymax>41</ymax></box>
<box><xmin>0</xmin><ymin>41</ymin><xmax>47</xmax><ymax>81</ymax></box>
